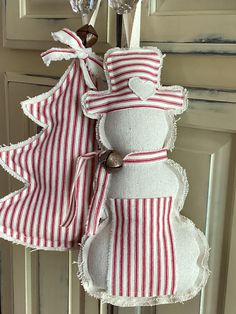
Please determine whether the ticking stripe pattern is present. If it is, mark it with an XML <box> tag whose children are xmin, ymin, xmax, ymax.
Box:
<box><xmin>84</xmin><ymin>149</ymin><xmax>168</xmax><ymax>236</ymax></box>
<box><xmin>108</xmin><ymin>197</ymin><xmax>176</xmax><ymax>297</ymax></box>
<box><xmin>0</xmin><ymin>30</ymin><xmax>102</xmax><ymax>249</ymax></box>
<box><xmin>83</xmin><ymin>48</ymin><xmax>186</xmax><ymax>117</ymax></box>
<box><xmin>106</xmin><ymin>51</ymin><xmax>161</xmax><ymax>91</ymax></box>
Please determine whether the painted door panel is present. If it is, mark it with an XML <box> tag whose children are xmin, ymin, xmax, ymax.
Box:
<box><xmin>0</xmin><ymin>1</ymin><xmax>236</xmax><ymax>314</ymax></box>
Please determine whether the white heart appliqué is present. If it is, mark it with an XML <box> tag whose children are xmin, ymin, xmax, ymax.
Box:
<box><xmin>128</xmin><ymin>77</ymin><xmax>156</xmax><ymax>101</ymax></box>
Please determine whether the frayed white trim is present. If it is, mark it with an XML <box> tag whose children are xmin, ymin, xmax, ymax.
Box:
<box><xmin>22</xmin><ymin>103</ymin><xmax>48</xmax><ymax>129</ymax></box>
<box><xmin>78</xmin><ymin>228</ymin><xmax>209</xmax><ymax>307</ymax></box>
<box><xmin>42</xmin><ymin>50</ymin><xmax>82</xmax><ymax>67</ymax></box>
<box><xmin>166</xmin><ymin>86</ymin><xmax>189</xmax><ymax>115</ymax></box>
<box><xmin>95</xmin><ymin>115</ymin><xmax>107</xmax><ymax>150</ymax></box>
<box><xmin>0</xmin><ymin>126</ymin><xmax>48</xmax><ymax>203</ymax></box>
<box><xmin>51</xmin><ymin>28</ymin><xmax>104</xmax><ymax>80</ymax></box>
<box><xmin>0</xmin><ymin>228</ymin><xmax>73</xmax><ymax>251</ymax></box>
<box><xmin>81</xmin><ymin>47</ymin><xmax>165</xmax><ymax>120</ymax></box>
<box><xmin>167</xmin><ymin>159</ymin><xmax>189</xmax><ymax>212</ymax></box>
<box><xmin>0</xmin><ymin>150</ymin><xmax>28</xmax><ymax>186</ymax></box>
<box><xmin>78</xmin><ymin>216</ymin><xmax>110</xmax><ymax>292</ymax></box>
<box><xmin>51</xmin><ymin>29</ymin><xmax>81</xmax><ymax>51</ymax></box>
<box><xmin>78</xmin><ymin>242</ymin><xmax>209</xmax><ymax>306</ymax></box>
<box><xmin>165</xmin><ymin>112</ymin><xmax>177</xmax><ymax>151</ymax></box>
<box><xmin>78</xmin><ymin>197</ymin><xmax>209</xmax><ymax>307</ymax></box>
<box><xmin>21</xmin><ymin>62</ymin><xmax>74</xmax><ymax>107</ymax></box>
<box><xmin>78</xmin><ymin>235</ymin><xmax>94</xmax><ymax>285</ymax></box>
<box><xmin>81</xmin><ymin>48</ymin><xmax>188</xmax><ymax>125</ymax></box>
<box><xmin>0</xmin><ymin>61</ymin><xmax>76</xmax><ymax>203</ymax></box>
<box><xmin>0</xmin><ymin>186</ymin><xmax>28</xmax><ymax>204</ymax></box>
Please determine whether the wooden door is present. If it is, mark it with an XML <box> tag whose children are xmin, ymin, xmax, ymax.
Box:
<box><xmin>0</xmin><ymin>1</ymin><xmax>236</xmax><ymax>314</ymax></box>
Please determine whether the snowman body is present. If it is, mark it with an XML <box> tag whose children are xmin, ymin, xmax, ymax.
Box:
<box><xmin>79</xmin><ymin>47</ymin><xmax>209</xmax><ymax>306</ymax></box>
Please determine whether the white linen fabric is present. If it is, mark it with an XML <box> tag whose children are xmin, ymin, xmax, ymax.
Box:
<box><xmin>78</xmin><ymin>47</ymin><xmax>210</xmax><ymax>306</ymax></box>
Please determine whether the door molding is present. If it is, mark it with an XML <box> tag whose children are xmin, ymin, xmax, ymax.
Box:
<box><xmin>141</xmin><ymin>0</ymin><xmax>236</xmax><ymax>54</ymax></box>
<box><xmin>3</xmin><ymin>0</ymin><xmax>116</xmax><ymax>53</ymax></box>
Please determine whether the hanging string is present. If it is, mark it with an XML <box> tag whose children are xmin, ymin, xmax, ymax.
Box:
<box><xmin>129</xmin><ymin>0</ymin><xmax>142</xmax><ymax>48</ymax></box>
<box><xmin>123</xmin><ymin>12</ymin><xmax>132</xmax><ymax>47</ymax></box>
<box><xmin>80</xmin><ymin>0</ymin><xmax>101</xmax><ymax>27</ymax></box>
<box><xmin>82</xmin><ymin>14</ymin><xmax>89</xmax><ymax>25</ymax></box>
<box><xmin>89</xmin><ymin>0</ymin><xmax>102</xmax><ymax>27</ymax></box>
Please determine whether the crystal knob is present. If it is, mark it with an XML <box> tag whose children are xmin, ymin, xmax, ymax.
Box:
<box><xmin>70</xmin><ymin>0</ymin><xmax>98</xmax><ymax>15</ymax></box>
<box><xmin>108</xmin><ymin>0</ymin><xmax>139</xmax><ymax>14</ymax></box>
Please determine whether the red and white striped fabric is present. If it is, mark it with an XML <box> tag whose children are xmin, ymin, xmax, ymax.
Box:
<box><xmin>82</xmin><ymin>48</ymin><xmax>187</xmax><ymax>118</ymax></box>
<box><xmin>108</xmin><ymin>196</ymin><xmax>176</xmax><ymax>297</ymax></box>
<box><xmin>61</xmin><ymin>149</ymin><xmax>168</xmax><ymax>235</ymax></box>
<box><xmin>78</xmin><ymin>46</ymin><xmax>209</xmax><ymax>307</ymax></box>
<box><xmin>0</xmin><ymin>29</ymin><xmax>103</xmax><ymax>250</ymax></box>
<box><xmin>107</xmin><ymin>51</ymin><xmax>161</xmax><ymax>91</ymax></box>
<box><xmin>85</xmin><ymin>149</ymin><xmax>168</xmax><ymax>236</ymax></box>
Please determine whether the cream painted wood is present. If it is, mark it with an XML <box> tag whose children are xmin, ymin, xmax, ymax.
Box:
<box><xmin>19</xmin><ymin>0</ymin><xmax>77</xmax><ymax>18</ymax></box>
<box><xmin>100</xmin><ymin>302</ymin><xmax>108</xmax><ymax>314</ymax></box>
<box><xmin>1</xmin><ymin>69</ymin><xmax>236</xmax><ymax>314</ymax></box>
<box><xmin>1</xmin><ymin>2</ymin><xmax>236</xmax><ymax>314</ymax></box>
<box><xmin>1</xmin><ymin>76</ymin><xmax>236</xmax><ymax>314</ymax></box>
<box><xmin>3</xmin><ymin>79</ymin><xmax>47</xmax><ymax>198</ymax></box>
<box><xmin>161</xmin><ymin>54</ymin><xmax>236</xmax><ymax>90</ymax></box>
<box><xmin>117</xmin><ymin>307</ymin><xmax>156</xmax><ymax>313</ymax></box>
<box><xmin>39</xmin><ymin>251</ymin><xmax>69</xmax><ymax>314</ymax></box>
<box><xmin>116</xmin><ymin>307</ymin><xmax>135</xmax><ymax>314</ymax></box>
<box><xmin>84</xmin><ymin>292</ymin><xmax>99</xmax><ymax>314</ymax></box>
<box><xmin>171</xmin><ymin>129</ymin><xmax>233</xmax><ymax>314</ymax></box>
<box><xmin>149</xmin><ymin>0</ymin><xmax>236</xmax><ymax>15</ymax></box>
<box><xmin>181</xmin><ymin>90</ymin><xmax>236</xmax><ymax>132</ymax></box>
<box><xmin>141</xmin><ymin>0</ymin><xmax>236</xmax><ymax>54</ymax></box>
<box><xmin>69</xmin><ymin>249</ymin><xmax>85</xmax><ymax>314</ymax></box>
<box><xmin>4</xmin><ymin>0</ymin><xmax>115</xmax><ymax>53</ymax></box>
<box><xmin>224</xmin><ymin>164</ymin><xmax>236</xmax><ymax>314</ymax></box>
<box><xmin>0</xmin><ymin>239</ymin><xmax>14</xmax><ymax>314</ymax></box>
<box><xmin>12</xmin><ymin>245</ymin><xmax>27</xmax><ymax>314</ymax></box>
<box><xmin>25</xmin><ymin>249</ymin><xmax>39</xmax><ymax>314</ymax></box>
<box><xmin>0</xmin><ymin>73</ymin><xmax>10</xmax><ymax>198</ymax></box>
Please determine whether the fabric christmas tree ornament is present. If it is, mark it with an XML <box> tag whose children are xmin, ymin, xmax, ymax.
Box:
<box><xmin>72</xmin><ymin>46</ymin><xmax>210</xmax><ymax>306</ymax></box>
<box><xmin>0</xmin><ymin>28</ymin><xmax>105</xmax><ymax>250</ymax></box>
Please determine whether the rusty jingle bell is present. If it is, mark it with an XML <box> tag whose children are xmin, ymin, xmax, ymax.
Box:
<box><xmin>76</xmin><ymin>24</ymin><xmax>98</xmax><ymax>48</ymax></box>
<box><xmin>99</xmin><ymin>150</ymin><xmax>123</xmax><ymax>173</ymax></box>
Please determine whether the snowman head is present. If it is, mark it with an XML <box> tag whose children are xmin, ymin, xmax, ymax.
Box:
<box><xmin>82</xmin><ymin>48</ymin><xmax>187</xmax><ymax>155</ymax></box>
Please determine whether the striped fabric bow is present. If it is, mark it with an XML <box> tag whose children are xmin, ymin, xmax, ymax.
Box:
<box><xmin>62</xmin><ymin>149</ymin><xmax>168</xmax><ymax>235</ymax></box>
<box><xmin>41</xmin><ymin>28</ymin><xmax>102</xmax><ymax>90</ymax></box>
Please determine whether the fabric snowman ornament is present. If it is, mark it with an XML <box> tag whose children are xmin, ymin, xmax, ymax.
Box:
<box><xmin>65</xmin><ymin>12</ymin><xmax>209</xmax><ymax>305</ymax></box>
<box><xmin>75</xmin><ymin>47</ymin><xmax>210</xmax><ymax>307</ymax></box>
